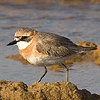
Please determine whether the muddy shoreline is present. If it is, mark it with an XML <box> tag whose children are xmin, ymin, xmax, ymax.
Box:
<box><xmin>0</xmin><ymin>80</ymin><xmax>100</xmax><ymax>100</ymax></box>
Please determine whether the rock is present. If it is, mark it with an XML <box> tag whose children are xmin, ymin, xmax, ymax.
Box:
<box><xmin>75</xmin><ymin>41</ymin><xmax>97</xmax><ymax>48</ymax></box>
<box><xmin>0</xmin><ymin>80</ymin><xmax>34</xmax><ymax>100</ymax></box>
<box><xmin>75</xmin><ymin>41</ymin><xmax>100</xmax><ymax>66</ymax></box>
<box><xmin>0</xmin><ymin>80</ymin><xmax>100</xmax><ymax>100</ymax></box>
<box><xmin>6</xmin><ymin>54</ymin><xmax>29</xmax><ymax>65</ymax></box>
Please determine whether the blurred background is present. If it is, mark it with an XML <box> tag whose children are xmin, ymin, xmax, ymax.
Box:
<box><xmin>0</xmin><ymin>0</ymin><xmax>100</xmax><ymax>93</ymax></box>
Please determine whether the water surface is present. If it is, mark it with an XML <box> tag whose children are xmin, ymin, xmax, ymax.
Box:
<box><xmin>0</xmin><ymin>0</ymin><xmax>100</xmax><ymax>94</ymax></box>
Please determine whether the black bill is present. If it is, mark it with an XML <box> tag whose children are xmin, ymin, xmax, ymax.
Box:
<box><xmin>7</xmin><ymin>40</ymin><xmax>17</xmax><ymax>46</ymax></box>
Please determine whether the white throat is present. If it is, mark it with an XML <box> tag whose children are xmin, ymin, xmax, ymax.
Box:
<box><xmin>16</xmin><ymin>40</ymin><xmax>32</xmax><ymax>50</ymax></box>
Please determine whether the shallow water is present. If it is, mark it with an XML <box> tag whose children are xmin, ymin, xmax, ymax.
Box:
<box><xmin>0</xmin><ymin>0</ymin><xmax>100</xmax><ymax>94</ymax></box>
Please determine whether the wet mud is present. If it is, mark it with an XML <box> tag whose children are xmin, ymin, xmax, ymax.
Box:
<box><xmin>0</xmin><ymin>80</ymin><xmax>100</xmax><ymax>100</ymax></box>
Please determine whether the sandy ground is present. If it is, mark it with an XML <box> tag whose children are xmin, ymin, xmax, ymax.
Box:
<box><xmin>0</xmin><ymin>80</ymin><xmax>100</xmax><ymax>100</ymax></box>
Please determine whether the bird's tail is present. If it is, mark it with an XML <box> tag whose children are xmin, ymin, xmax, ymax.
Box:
<box><xmin>77</xmin><ymin>46</ymin><xmax>97</xmax><ymax>53</ymax></box>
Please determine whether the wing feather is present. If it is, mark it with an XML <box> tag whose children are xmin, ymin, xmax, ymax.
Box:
<box><xmin>36</xmin><ymin>32</ymin><xmax>77</xmax><ymax>57</ymax></box>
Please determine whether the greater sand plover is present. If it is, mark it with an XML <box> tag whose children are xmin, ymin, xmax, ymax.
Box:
<box><xmin>7</xmin><ymin>28</ymin><xmax>97</xmax><ymax>82</ymax></box>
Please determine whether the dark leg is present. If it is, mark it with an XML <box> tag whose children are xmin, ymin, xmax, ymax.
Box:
<box><xmin>62</xmin><ymin>63</ymin><xmax>69</xmax><ymax>82</ymax></box>
<box><xmin>38</xmin><ymin>66</ymin><xmax>47</xmax><ymax>82</ymax></box>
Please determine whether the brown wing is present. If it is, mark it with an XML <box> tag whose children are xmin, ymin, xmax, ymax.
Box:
<box><xmin>36</xmin><ymin>32</ymin><xmax>77</xmax><ymax>57</ymax></box>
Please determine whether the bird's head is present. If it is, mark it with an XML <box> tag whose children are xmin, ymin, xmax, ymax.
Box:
<box><xmin>7</xmin><ymin>28</ymin><xmax>35</xmax><ymax>50</ymax></box>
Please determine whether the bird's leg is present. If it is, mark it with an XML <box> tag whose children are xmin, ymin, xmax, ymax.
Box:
<box><xmin>38</xmin><ymin>66</ymin><xmax>47</xmax><ymax>82</ymax></box>
<box><xmin>62</xmin><ymin>63</ymin><xmax>69</xmax><ymax>82</ymax></box>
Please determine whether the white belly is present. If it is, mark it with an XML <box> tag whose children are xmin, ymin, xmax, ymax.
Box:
<box><xmin>27</xmin><ymin>55</ymin><xmax>67</xmax><ymax>66</ymax></box>
<box><xmin>26</xmin><ymin>53</ymin><xmax>78</xmax><ymax>66</ymax></box>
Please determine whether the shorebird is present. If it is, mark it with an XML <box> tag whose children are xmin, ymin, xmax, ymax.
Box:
<box><xmin>7</xmin><ymin>28</ymin><xmax>97</xmax><ymax>82</ymax></box>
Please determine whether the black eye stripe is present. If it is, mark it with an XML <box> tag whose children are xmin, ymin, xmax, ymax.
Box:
<box><xmin>15</xmin><ymin>36</ymin><xmax>28</xmax><ymax>38</ymax></box>
<box><xmin>15</xmin><ymin>36</ymin><xmax>20</xmax><ymax>38</ymax></box>
<box><xmin>21</xmin><ymin>36</ymin><xmax>28</xmax><ymax>39</ymax></box>
<box><xmin>15</xmin><ymin>36</ymin><xmax>30</xmax><ymax>41</ymax></box>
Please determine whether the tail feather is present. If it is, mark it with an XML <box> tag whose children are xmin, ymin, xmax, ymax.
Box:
<box><xmin>77</xmin><ymin>46</ymin><xmax>97</xmax><ymax>53</ymax></box>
